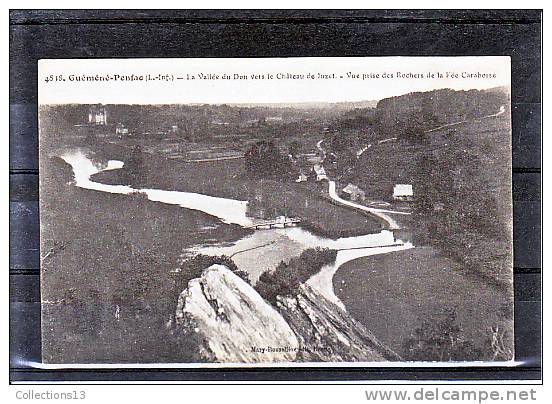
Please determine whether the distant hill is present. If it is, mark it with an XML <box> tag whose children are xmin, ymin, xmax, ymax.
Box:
<box><xmin>228</xmin><ymin>100</ymin><xmax>379</xmax><ymax>110</ymax></box>
<box><xmin>375</xmin><ymin>87</ymin><xmax>509</xmax><ymax>138</ymax></box>
<box><xmin>325</xmin><ymin>87</ymin><xmax>510</xmax><ymax>139</ymax></box>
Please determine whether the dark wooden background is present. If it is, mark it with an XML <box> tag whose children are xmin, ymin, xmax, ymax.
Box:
<box><xmin>9</xmin><ymin>9</ymin><xmax>542</xmax><ymax>382</ymax></box>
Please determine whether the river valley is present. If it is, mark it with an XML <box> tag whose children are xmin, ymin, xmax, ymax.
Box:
<box><xmin>60</xmin><ymin>149</ymin><xmax>413</xmax><ymax>310</ymax></box>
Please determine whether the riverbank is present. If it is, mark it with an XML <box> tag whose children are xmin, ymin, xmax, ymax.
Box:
<box><xmin>333</xmin><ymin>247</ymin><xmax>513</xmax><ymax>360</ymax></box>
<box><xmin>91</xmin><ymin>140</ymin><xmax>382</xmax><ymax>238</ymax></box>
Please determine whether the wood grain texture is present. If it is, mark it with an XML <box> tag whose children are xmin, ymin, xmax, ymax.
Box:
<box><xmin>8</xmin><ymin>10</ymin><xmax>543</xmax><ymax>25</ymax></box>
<box><xmin>10</xmin><ymin>201</ymin><xmax>39</xmax><ymax>270</ymax></box>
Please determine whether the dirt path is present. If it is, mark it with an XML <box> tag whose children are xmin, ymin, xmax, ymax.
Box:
<box><xmin>327</xmin><ymin>181</ymin><xmax>404</xmax><ymax>230</ymax></box>
<box><xmin>426</xmin><ymin>105</ymin><xmax>505</xmax><ymax>133</ymax></box>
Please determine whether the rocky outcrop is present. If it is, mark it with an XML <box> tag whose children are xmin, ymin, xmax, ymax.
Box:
<box><xmin>175</xmin><ymin>264</ymin><xmax>298</xmax><ymax>362</ymax></box>
<box><xmin>277</xmin><ymin>284</ymin><xmax>400</xmax><ymax>362</ymax></box>
<box><xmin>175</xmin><ymin>264</ymin><xmax>399</xmax><ymax>363</ymax></box>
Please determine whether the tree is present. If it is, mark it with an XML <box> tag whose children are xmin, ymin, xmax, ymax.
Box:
<box><xmin>173</xmin><ymin>254</ymin><xmax>250</xmax><ymax>305</ymax></box>
<box><xmin>244</xmin><ymin>140</ymin><xmax>294</xmax><ymax>179</ymax></box>
<box><xmin>125</xmin><ymin>144</ymin><xmax>145</xmax><ymax>186</ymax></box>
<box><xmin>401</xmin><ymin>114</ymin><xmax>428</xmax><ymax>144</ymax></box>
<box><xmin>403</xmin><ymin>309</ymin><xmax>482</xmax><ymax>361</ymax></box>
<box><xmin>330</xmin><ymin>132</ymin><xmax>354</xmax><ymax>152</ymax></box>
<box><xmin>412</xmin><ymin>154</ymin><xmax>442</xmax><ymax>215</ymax></box>
<box><xmin>288</xmin><ymin>140</ymin><xmax>301</xmax><ymax>158</ymax></box>
<box><xmin>421</xmin><ymin>94</ymin><xmax>439</xmax><ymax>127</ymax></box>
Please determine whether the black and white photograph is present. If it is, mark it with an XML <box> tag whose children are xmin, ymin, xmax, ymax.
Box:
<box><xmin>37</xmin><ymin>57</ymin><xmax>514</xmax><ymax>365</ymax></box>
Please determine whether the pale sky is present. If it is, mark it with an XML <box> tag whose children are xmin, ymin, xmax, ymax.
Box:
<box><xmin>38</xmin><ymin>57</ymin><xmax>511</xmax><ymax>105</ymax></box>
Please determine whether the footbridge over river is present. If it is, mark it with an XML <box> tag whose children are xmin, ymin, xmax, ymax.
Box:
<box><xmin>246</xmin><ymin>216</ymin><xmax>302</xmax><ymax>230</ymax></box>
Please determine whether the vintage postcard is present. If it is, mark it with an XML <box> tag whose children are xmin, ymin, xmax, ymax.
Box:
<box><xmin>38</xmin><ymin>57</ymin><xmax>513</xmax><ymax>365</ymax></box>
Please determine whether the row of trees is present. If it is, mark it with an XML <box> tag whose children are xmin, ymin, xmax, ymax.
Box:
<box><xmin>255</xmin><ymin>248</ymin><xmax>338</xmax><ymax>305</ymax></box>
<box><xmin>174</xmin><ymin>248</ymin><xmax>337</xmax><ymax>308</ymax></box>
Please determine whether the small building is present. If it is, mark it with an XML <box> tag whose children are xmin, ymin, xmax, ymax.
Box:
<box><xmin>169</xmin><ymin>125</ymin><xmax>179</xmax><ymax>135</ymax></box>
<box><xmin>115</xmin><ymin>123</ymin><xmax>129</xmax><ymax>135</ymax></box>
<box><xmin>342</xmin><ymin>183</ymin><xmax>366</xmax><ymax>202</ymax></box>
<box><xmin>266</xmin><ymin>116</ymin><xmax>283</xmax><ymax>122</ymax></box>
<box><xmin>295</xmin><ymin>172</ymin><xmax>308</xmax><ymax>183</ymax></box>
<box><xmin>433</xmin><ymin>202</ymin><xmax>445</xmax><ymax>211</ymax></box>
<box><xmin>393</xmin><ymin>184</ymin><xmax>414</xmax><ymax>201</ymax></box>
<box><xmin>88</xmin><ymin>105</ymin><xmax>107</xmax><ymax>125</ymax></box>
<box><xmin>312</xmin><ymin>164</ymin><xmax>328</xmax><ymax>181</ymax></box>
<box><xmin>306</xmin><ymin>155</ymin><xmax>322</xmax><ymax>165</ymax></box>
<box><xmin>356</xmin><ymin>145</ymin><xmax>370</xmax><ymax>158</ymax></box>
<box><xmin>325</xmin><ymin>153</ymin><xmax>337</xmax><ymax>166</ymax></box>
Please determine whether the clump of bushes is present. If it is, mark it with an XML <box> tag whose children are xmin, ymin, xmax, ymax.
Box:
<box><xmin>403</xmin><ymin>308</ymin><xmax>483</xmax><ymax>361</ymax></box>
<box><xmin>255</xmin><ymin>248</ymin><xmax>337</xmax><ymax>305</ymax></box>
<box><xmin>128</xmin><ymin>190</ymin><xmax>149</xmax><ymax>200</ymax></box>
<box><xmin>172</xmin><ymin>254</ymin><xmax>250</xmax><ymax>301</ymax></box>
<box><xmin>244</xmin><ymin>140</ymin><xmax>296</xmax><ymax>180</ymax></box>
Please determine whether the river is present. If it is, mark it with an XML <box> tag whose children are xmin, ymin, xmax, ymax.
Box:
<box><xmin>60</xmin><ymin>149</ymin><xmax>413</xmax><ymax>309</ymax></box>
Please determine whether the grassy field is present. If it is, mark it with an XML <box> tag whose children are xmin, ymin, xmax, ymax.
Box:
<box><xmin>333</xmin><ymin>247</ymin><xmax>513</xmax><ymax>361</ymax></box>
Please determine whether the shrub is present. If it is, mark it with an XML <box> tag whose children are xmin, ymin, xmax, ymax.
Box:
<box><xmin>172</xmin><ymin>254</ymin><xmax>250</xmax><ymax>303</ymax></box>
<box><xmin>244</xmin><ymin>140</ymin><xmax>295</xmax><ymax>180</ymax></box>
<box><xmin>403</xmin><ymin>308</ymin><xmax>484</xmax><ymax>361</ymax></box>
<box><xmin>128</xmin><ymin>190</ymin><xmax>149</xmax><ymax>200</ymax></box>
